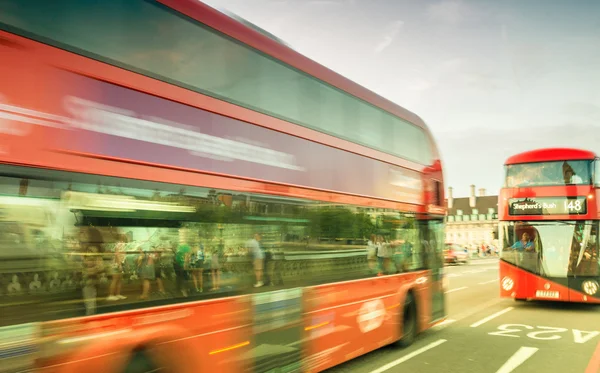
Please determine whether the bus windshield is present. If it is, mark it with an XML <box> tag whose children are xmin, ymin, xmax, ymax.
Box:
<box><xmin>500</xmin><ymin>221</ymin><xmax>599</xmax><ymax>277</ymax></box>
<box><xmin>505</xmin><ymin>160</ymin><xmax>592</xmax><ymax>188</ymax></box>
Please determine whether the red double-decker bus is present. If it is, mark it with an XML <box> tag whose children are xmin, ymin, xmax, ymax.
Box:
<box><xmin>499</xmin><ymin>148</ymin><xmax>600</xmax><ymax>303</ymax></box>
<box><xmin>0</xmin><ymin>1</ymin><xmax>446</xmax><ymax>372</ymax></box>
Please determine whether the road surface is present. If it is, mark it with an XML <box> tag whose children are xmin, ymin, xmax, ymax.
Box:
<box><xmin>325</xmin><ymin>258</ymin><xmax>600</xmax><ymax>373</ymax></box>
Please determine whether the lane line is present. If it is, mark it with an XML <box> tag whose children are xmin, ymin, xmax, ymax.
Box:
<box><xmin>495</xmin><ymin>347</ymin><xmax>538</xmax><ymax>373</ymax></box>
<box><xmin>445</xmin><ymin>286</ymin><xmax>468</xmax><ymax>294</ymax></box>
<box><xmin>479</xmin><ymin>278</ymin><xmax>499</xmax><ymax>285</ymax></box>
<box><xmin>434</xmin><ymin>298</ymin><xmax>506</xmax><ymax>332</ymax></box>
<box><xmin>470</xmin><ymin>307</ymin><xmax>514</xmax><ymax>328</ymax></box>
<box><xmin>585</xmin><ymin>340</ymin><xmax>600</xmax><ymax>373</ymax></box>
<box><xmin>432</xmin><ymin>319</ymin><xmax>456</xmax><ymax>329</ymax></box>
<box><xmin>463</xmin><ymin>270</ymin><xmax>486</xmax><ymax>274</ymax></box>
<box><xmin>369</xmin><ymin>339</ymin><xmax>447</xmax><ymax>373</ymax></box>
<box><xmin>452</xmin><ymin>297</ymin><xmax>504</xmax><ymax>323</ymax></box>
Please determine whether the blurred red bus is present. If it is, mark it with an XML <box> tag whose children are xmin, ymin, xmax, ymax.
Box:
<box><xmin>0</xmin><ymin>1</ymin><xmax>447</xmax><ymax>372</ymax></box>
<box><xmin>499</xmin><ymin>148</ymin><xmax>600</xmax><ymax>304</ymax></box>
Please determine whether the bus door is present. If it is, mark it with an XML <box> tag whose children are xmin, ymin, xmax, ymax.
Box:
<box><xmin>247</xmin><ymin>288</ymin><xmax>304</xmax><ymax>372</ymax></box>
<box><xmin>568</xmin><ymin>222</ymin><xmax>600</xmax><ymax>303</ymax></box>
<box><xmin>426</xmin><ymin>219</ymin><xmax>446</xmax><ymax>321</ymax></box>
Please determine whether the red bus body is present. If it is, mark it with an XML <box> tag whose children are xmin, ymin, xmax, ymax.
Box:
<box><xmin>499</xmin><ymin>148</ymin><xmax>600</xmax><ymax>304</ymax></box>
<box><xmin>0</xmin><ymin>2</ymin><xmax>446</xmax><ymax>372</ymax></box>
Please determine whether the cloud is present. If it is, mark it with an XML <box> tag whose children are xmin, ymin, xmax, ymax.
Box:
<box><xmin>508</xmin><ymin>43</ymin><xmax>549</xmax><ymax>89</ymax></box>
<box><xmin>426</xmin><ymin>0</ymin><xmax>469</xmax><ymax>25</ymax></box>
<box><xmin>306</xmin><ymin>0</ymin><xmax>355</xmax><ymax>5</ymax></box>
<box><xmin>374</xmin><ymin>20</ymin><xmax>404</xmax><ymax>53</ymax></box>
<box><xmin>501</xmin><ymin>24</ymin><xmax>508</xmax><ymax>42</ymax></box>
<box><xmin>405</xmin><ymin>58</ymin><xmax>464</xmax><ymax>92</ymax></box>
<box><xmin>464</xmin><ymin>72</ymin><xmax>506</xmax><ymax>91</ymax></box>
<box><xmin>438</xmin><ymin>57</ymin><xmax>464</xmax><ymax>73</ymax></box>
<box><xmin>563</xmin><ymin>102</ymin><xmax>600</xmax><ymax>121</ymax></box>
<box><xmin>407</xmin><ymin>78</ymin><xmax>434</xmax><ymax>91</ymax></box>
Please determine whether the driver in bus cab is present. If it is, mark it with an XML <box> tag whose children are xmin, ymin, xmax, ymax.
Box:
<box><xmin>563</xmin><ymin>166</ymin><xmax>583</xmax><ymax>184</ymax></box>
<box><xmin>508</xmin><ymin>232</ymin><xmax>535</xmax><ymax>252</ymax></box>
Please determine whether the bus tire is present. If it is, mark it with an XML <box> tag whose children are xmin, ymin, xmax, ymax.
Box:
<box><xmin>121</xmin><ymin>347</ymin><xmax>161</xmax><ymax>373</ymax></box>
<box><xmin>395</xmin><ymin>292</ymin><xmax>417</xmax><ymax>348</ymax></box>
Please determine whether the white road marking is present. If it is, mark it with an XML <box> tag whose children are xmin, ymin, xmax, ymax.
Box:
<box><xmin>445</xmin><ymin>286</ymin><xmax>468</xmax><ymax>294</ymax></box>
<box><xmin>573</xmin><ymin>329</ymin><xmax>600</xmax><ymax>344</ymax></box>
<box><xmin>478</xmin><ymin>278</ymin><xmax>499</xmax><ymax>285</ymax></box>
<box><xmin>452</xmin><ymin>297</ymin><xmax>504</xmax><ymax>323</ymax></box>
<box><xmin>495</xmin><ymin>347</ymin><xmax>538</xmax><ymax>373</ymax></box>
<box><xmin>369</xmin><ymin>339</ymin><xmax>447</xmax><ymax>373</ymax></box>
<box><xmin>470</xmin><ymin>307</ymin><xmax>514</xmax><ymax>328</ymax></box>
<box><xmin>433</xmin><ymin>319</ymin><xmax>456</xmax><ymax>329</ymax></box>
<box><xmin>463</xmin><ymin>269</ymin><xmax>486</xmax><ymax>274</ymax></box>
<box><xmin>446</xmin><ymin>273</ymin><xmax>462</xmax><ymax>278</ymax></box>
<box><xmin>472</xmin><ymin>259</ymin><xmax>500</xmax><ymax>264</ymax></box>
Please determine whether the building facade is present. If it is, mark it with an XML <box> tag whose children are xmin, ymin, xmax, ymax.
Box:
<box><xmin>445</xmin><ymin>185</ymin><xmax>499</xmax><ymax>249</ymax></box>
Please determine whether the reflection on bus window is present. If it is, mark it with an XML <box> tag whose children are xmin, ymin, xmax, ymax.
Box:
<box><xmin>0</xmin><ymin>165</ymin><xmax>441</xmax><ymax>326</ymax></box>
<box><xmin>505</xmin><ymin>160</ymin><xmax>591</xmax><ymax>188</ymax></box>
<box><xmin>500</xmin><ymin>221</ymin><xmax>600</xmax><ymax>277</ymax></box>
<box><xmin>572</xmin><ymin>222</ymin><xmax>599</xmax><ymax>276</ymax></box>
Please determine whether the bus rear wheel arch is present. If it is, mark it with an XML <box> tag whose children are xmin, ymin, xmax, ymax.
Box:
<box><xmin>121</xmin><ymin>346</ymin><xmax>165</xmax><ymax>373</ymax></box>
<box><xmin>394</xmin><ymin>290</ymin><xmax>417</xmax><ymax>348</ymax></box>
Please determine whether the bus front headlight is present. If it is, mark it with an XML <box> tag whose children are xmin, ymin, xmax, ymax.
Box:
<box><xmin>501</xmin><ymin>276</ymin><xmax>514</xmax><ymax>291</ymax></box>
<box><xmin>582</xmin><ymin>280</ymin><xmax>599</xmax><ymax>295</ymax></box>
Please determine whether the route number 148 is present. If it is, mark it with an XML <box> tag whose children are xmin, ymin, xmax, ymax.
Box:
<box><xmin>565</xmin><ymin>200</ymin><xmax>583</xmax><ymax>211</ymax></box>
<box><xmin>489</xmin><ymin>324</ymin><xmax>599</xmax><ymax>344</ymax></box>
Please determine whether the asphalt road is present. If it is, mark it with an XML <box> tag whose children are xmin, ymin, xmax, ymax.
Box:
<box><xmin>325</xmin><ymin>258</ymin><xmax>600</xmax><ymax>373</ymax></box>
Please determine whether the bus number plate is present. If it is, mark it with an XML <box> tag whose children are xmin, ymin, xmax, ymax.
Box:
<box><xmin>535</xmin><ymin>290</ymin><xmax>559</xmax><ymax>299</ymax></box>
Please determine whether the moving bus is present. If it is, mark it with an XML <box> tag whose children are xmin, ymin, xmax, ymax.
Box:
<box><xmin>499</xmin><ymin>148</ymin><xmax>600</xmax><ymax>303</ymax></box>
<box><xmin>0</xmin><ymin>1</ymin><xmax>447</xmax><ymax>372</ymax></box>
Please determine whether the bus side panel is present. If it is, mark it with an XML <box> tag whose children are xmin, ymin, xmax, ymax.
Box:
<box><xmin>302</xmin><ymin>272</ymin><xmax>428</xmax><ymax>372</ymax></box>
<box><xmin>39</xmin><ymin>297</ymin><xmax>252</xmax><ymax>373</ymax></box>
<box><xmin>0</xmin><ymin>37</ymin><xmax>63</xmax><ymax>164</ymax></box>
<box><xmin>568</xmin><ymin>287</ymin><xmax>600</xmax><ymax>304</ymax></box>
<box><xmin>500</xmin><ymin>260</ymin><xmax>573</xmax><ymax>301</ymax></box>
<box><xmin>499</xmin><ymin>259</ymin><xmax>521</xmax><ymax>299</ymax></box>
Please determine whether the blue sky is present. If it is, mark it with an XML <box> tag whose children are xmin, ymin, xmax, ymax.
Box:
<box><xmin>202</xmin><ymin>0</ymin><xmax>600</xmax><ymax>197</ymax></box>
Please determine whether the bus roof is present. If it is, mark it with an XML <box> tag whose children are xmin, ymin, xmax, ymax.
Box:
<box><xmin>214</xmin><ymin>8</ymin><xmax>294</xmax><ymax>49</ymax></box>
<box><xmin>185</xmin><ymin>1</ymin><xmax>430</xmax><ymax>131</ymax></box>
<box><xmin>505</xmin><ymin>148</ymin><xmax>597</xmax><ymax>165</ymax></box>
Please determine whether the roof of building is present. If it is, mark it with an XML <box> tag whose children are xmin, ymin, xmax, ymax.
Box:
<box><xmin>446</xmin><ymin>195</ymin><xmax>498</xmax><ymax>216</ymax></box>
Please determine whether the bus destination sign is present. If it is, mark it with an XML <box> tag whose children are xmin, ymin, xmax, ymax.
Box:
<box><xmin>508</xmin><ymin>197</ymin><xmax>587</xmax><ymax>216</ymax></box>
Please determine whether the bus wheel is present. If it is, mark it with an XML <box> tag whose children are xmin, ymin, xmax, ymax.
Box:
<box><xmin>122</xmin><ymin>347</ymin><xmax>162</xmax><ymax>373</ymax></box>
<box><xmin>395</xmin><ymin>292</ymin><xmax>417</xmax><ymax>348</ymax></box>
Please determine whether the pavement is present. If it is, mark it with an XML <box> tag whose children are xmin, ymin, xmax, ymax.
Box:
<box><xmin>324</xmin><ymin>258</ymin><xmax>600</xmax><ymax>373</ymax></box>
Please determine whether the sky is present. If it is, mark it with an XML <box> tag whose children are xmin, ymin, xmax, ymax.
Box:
<box><xmin>202</xmin><ymin>0</ymin><xmax>600</xmax><ymax>197</ymax></box>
